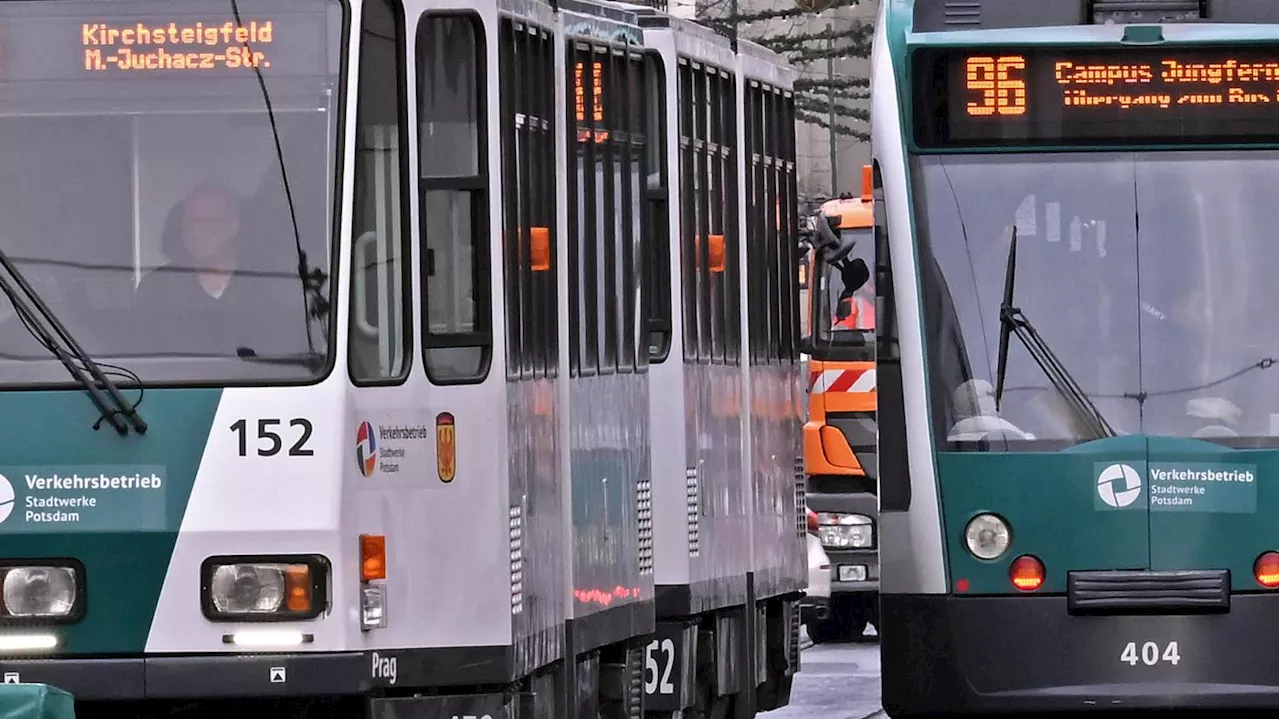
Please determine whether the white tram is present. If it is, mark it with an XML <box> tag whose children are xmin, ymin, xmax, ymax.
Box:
<box><xmin>355</xmin><ymin>0</ymin><xmax>803</xmax><ymax>711</ymax></box>
<box><xmin>0</xmin><ymin>0</ymin><xmax>804</xmax><ymax>715</ymax></box>
<box><xmin>357</xmin><ymin>1</ymin><xmax>808</xmax><ymax>715</ymax></box>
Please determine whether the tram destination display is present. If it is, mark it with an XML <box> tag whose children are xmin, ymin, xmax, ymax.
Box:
<box><xmin>913</xmin><ymin>44</ymin><xmax>1279</xmax><ymax>147</ymax></box>
<box><xmin>0</xmin><ymin>0</ymin><xmax>332</xmax><ymax>82</ymax></box>
<box><xmin>81</xmin><ymin>20</ymin><xmax>277</xmax><ymax>72</ymax></box>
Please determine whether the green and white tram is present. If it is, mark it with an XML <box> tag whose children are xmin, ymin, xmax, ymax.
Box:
<box><xmin>870</xmin><ymin>0</ymin><xmax>1279</xmax><ymax>714</ymax></box>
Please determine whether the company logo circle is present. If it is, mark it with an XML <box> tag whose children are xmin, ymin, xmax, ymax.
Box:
<box><xmin>1097</xmin><ymin>463</ymin><xmax>1142</xmax><ymax>508</ymax></box>
<box><xmin>0</xmin><ymin>474</ymin><xmax>13</xmax><ymax>525</ymax></box>
<box><xmin>356</xmin><ymin>421</ymin><xmax>378</xmax><ymax>477</ymax></box>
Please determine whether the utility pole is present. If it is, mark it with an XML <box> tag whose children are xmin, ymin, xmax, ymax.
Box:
<box><xmin>825</xmin><ymin>21</ymin><xmax>837</xmax><ymax>196</ymax></box>
<box><xmin>730</xmin><ymin>0</ymin><xmax>739</xmax><ymax>47</ymax></box>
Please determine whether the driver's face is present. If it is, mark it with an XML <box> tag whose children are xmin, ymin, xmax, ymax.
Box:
<box><xmin>181</xmin><ymin>187</ymin><xmax>240</xmax><ymax>263</ymax></box>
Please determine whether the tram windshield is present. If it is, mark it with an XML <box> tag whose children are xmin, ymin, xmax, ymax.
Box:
<box><xmin>0</xmin><ymin>0</ymin><xmax>342</xmax><ymax>385</ymax></box>
<box><xmin>913</xmin><ymin>150</ymin><xmax>1279</xmax><ymax>450</ymax></box>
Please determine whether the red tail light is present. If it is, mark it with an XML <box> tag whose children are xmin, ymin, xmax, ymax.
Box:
<box><xmin>1254</xmin><ymin>551</ymin><xmax>1278</xmax><ymax>588</ymax></box>
<box><xmin>1009</xmin><ymin>555</ymin><xmax>1044</xmax><ymax>592</ymax></box>
<box><xmin>806</xmin><ymin>509</ymin><xmax>819</xmax><ymax>535</ymax></box>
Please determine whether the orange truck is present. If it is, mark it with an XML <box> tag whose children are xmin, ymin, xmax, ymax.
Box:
<box><xmin>798</xmin><ymin>166</ymin><xmax>879</xmax><ymax>644</ymax></box>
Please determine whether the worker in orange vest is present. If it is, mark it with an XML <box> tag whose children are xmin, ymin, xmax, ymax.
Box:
<box><xmin>832</xmin><ymin>291</ymin><xmax>875</xmax><ymax>330</ymax></box>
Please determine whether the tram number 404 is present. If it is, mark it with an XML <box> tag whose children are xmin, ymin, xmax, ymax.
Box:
<box><xmin>1120</xmin><ymin>641</ymin><xmax>1180</xmax><ymax>666</ymax></box>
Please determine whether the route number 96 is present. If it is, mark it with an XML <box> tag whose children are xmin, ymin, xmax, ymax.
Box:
<box><xmin>1120</xmin><ymin>640</ymin><xmax>1180</xmax><ymax>666</ymax></box>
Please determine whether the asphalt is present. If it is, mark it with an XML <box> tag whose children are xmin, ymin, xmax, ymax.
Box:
<box><xmin>761</xmin><ymin>625</ymin><xmax>882</xmax><ymax>719</ymax></box>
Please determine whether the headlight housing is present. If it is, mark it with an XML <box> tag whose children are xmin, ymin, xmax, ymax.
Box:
<box><xmin>964</xmin><ymin>513</ymin><xmax>1012</xmax><ymax>560</ymax></box>
<box><xmin>814</xmin><ymin>512</ymin><xmax>874</xmax><ymax>549</ymax></box>
<box><xmin>0</xmin><ymin>561</ymin><xmax>84</xmax><ymax>624</ymax></box>
<box><xmin>200</xmin><ymin>555</ymin><xmax>328</xmax><ymax>622</ymax></box>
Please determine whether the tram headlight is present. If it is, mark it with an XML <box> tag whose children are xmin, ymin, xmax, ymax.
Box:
<box><xmin>963</xmin><ymin>513</ymin><xmax>1011</xmax><ymax>560</ymax></box>
<box><xmin>201</xmin><ymin>556</ymin><xmax>328</xmax><ymax>621</ymax></box>
<box><xmin>815</xmin><ymin>512</ymin><xmax>874</xmax><ymax>549</ymax></box>
<box><xmin>1</xmin><ymin>565</ymin><xmax>81</xmax><ymax>620</ymax></box>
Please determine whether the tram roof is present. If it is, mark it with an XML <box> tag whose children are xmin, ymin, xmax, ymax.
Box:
<box><xmin>902</xmin><ymin>0</ymin><xmax>1275</xmax><ymax>34</ymax></box>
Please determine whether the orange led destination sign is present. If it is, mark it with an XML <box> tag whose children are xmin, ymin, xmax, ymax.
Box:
<box><xmin>574</xmin><ymin>60</ymin><xmax>608</xmax><ymax>143</ymax></box>
<box><xmin>913</xmin><ymin>43</ymin><xmax>1279</xmax><ymax>147</ymax></box>
<box><xmin>0</xmin><ymin>6</ymin><xmax>330</xmax><ymax>83</ymax></box>
<box><xmin>81</xmin><ymin>20</ymin><xmax>275</xmax><ymax>72</ymax></box>
<box><xmin>573</xmin><ymin>60</ymin><xmax>604</xmax><ymax>123</ymax></box>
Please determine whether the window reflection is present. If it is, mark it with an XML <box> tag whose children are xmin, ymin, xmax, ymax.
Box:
<box><xmin>0</xmin><ymin>0</ymin><xmax>340</xmax><ymax>386</ymax></box>
<box><xmin>817</xmin><ymin>228</ymin><xmax>875</xmax><ymax>339</ymax></box>
<box><xmin>1134</xmin><ymin>152</ymin><xmax>1279</xmax><ymax>441</ymax></box>
<box><xmin>0</xmin><ymin>111</ymin><xmax>334</xmax><ymax>384</ymax></box>
<box><xmin>417</xmin><ymin>13</ymin><xmax>490</xmax><ymax>384</ymax></box>
<box><xmin>912</xmin><ymin>150</ymin><xmax>1278</xmax><ymax>450</ymax></box>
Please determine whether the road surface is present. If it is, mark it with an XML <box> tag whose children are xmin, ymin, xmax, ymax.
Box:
<box><xmin>762</xmin><ymin>626</ymin><xmax>882</xmax><ymax>719</ymax></box>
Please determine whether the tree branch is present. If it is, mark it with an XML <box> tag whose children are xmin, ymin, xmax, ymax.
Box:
<box><xmin>795</xmin><ymin>76</ymin><xmax>869</xmax><ymax>90</ymax></box>
<box><xmin>755</xmin><ymin>22</ymin><xmax>873</xmax><ymax>53</ymax></box>
<box><xmin>710</xmin><ymin>0</ymin><xmax>867</xmax><ymax>26</ymax></box>
<box><xmin>795</xmin><ymin>109</ymin><xmax>869</xmax><ymax>140</ymax></box>
<box><xmin>784</xmin><ymin>40</ymin><xmax>872</xmax><ymax>64</ymax></box>
<box><xmin>795</xmin><ymin>97</ymin><xmax>869</xmax><ymax>122</ymax></box>
<box><xmin>798</xmin><ymin>86</ymin><xmax>868</xmax><ymax>102</ymax></box>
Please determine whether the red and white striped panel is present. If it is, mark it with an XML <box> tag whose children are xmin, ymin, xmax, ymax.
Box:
<box><xmin>809</xmin><ymin>367</ymin><xmax>877</xmax><ymax>394</ymax></box>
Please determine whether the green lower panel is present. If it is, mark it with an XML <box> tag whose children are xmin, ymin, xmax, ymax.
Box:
<box><xmin>937</xmin><ymin>434</ymin><xmax>1279</xmax><ymax>595</ymax></box>
<box><xmin>1147</xmin><ymin>436</ymin><xmax>1278</xmax><ymax>590</ymax></box>
<box><xmin>937</xmin><ymin>436</ymin><xmax>1150</xmax><ymax>594</ymax></box>
<box><xmin>0</xmin><ymin>389</ymin><xmax>221</xmax><ymax>654</ymax></box>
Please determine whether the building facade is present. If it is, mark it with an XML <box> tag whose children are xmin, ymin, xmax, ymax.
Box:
<box><xmin>673</xmin><ymin>0</ymin><xmax>877</xmax><ymax>202</ymax></box>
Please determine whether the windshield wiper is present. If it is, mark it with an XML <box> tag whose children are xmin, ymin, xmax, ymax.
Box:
<box><xmin>0</xmin><ymin>249</ymin><xmax>147</xmax><ymax>435</ymax></box>
<box><xmin>236</xmin><ymin>346</ymin><xmax>325</xmax><ymax>372</ymax></box>
<box><xmin>229</xmin><ymin>0</ymin><xmax>330</xmax><ymax>356</ymax></box>
<box><xmin>993</xmin><ymin>226</ymin><xmax>1114</xmax><ymax>439</ymax></box>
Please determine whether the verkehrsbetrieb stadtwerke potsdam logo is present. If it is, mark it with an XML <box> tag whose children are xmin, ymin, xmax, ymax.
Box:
<box><xmin>356</xmin><ymin>420</ymin><xmax>378</xmax><ymax>477</ymax></box>
<box><xmin>355</xmin><ymin>419</ymin><xmax>431</xmax><ymax>476</ymax></box>
<box><xmin>0</xmin><ymin>470</ymin><xmax>165</xmax><ymax>531</ymax></box>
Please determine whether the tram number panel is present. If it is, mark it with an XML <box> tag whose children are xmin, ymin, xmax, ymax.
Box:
<box><xmin>1120</xmin><ymin>640</ymin><xmax>1181</xmax><ymax>667</ymax></box>
<box><xmin>911</xmin><ymin>43</ymin><xmax>1280</xmax><ymax>147</ymax></box>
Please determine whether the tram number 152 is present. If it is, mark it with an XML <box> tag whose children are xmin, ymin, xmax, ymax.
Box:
<box><xmin>1120</xmin><ymin>640</ymin><xmax>1180</xmax><ymax>666</ymax></box>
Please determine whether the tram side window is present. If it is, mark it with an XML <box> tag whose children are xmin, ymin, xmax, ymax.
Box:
<box><xmin>872</xmin><ymin>161</ymin><xmax>898</xmax><ymax>361</ymax></box>
<box><xmin>418</xmin><ymin>13</ymin><xmax>492</xmax><ymax>384</ymax></box>
<box><xmin>744</xmin><ymin>81</ymin><xmax>799</xmax><ymax>365</ymax></box>
<box><xmin>349</xmin><ymin>0</ymin><xmax>412</xmax><ymax>384</ymax></box>
<box><xmin>780</xmin><ymin>90</ymin><xmax>800</xmax><ymax>362</ymax></box>
<box><xmin>567</xmin><ymin>45</ymin><xmax>647</xmax><ymax>376</ymax></box>
<box><xmin>641</xmin><ymin>54</ymin><xmax>672</xmax><ymax>364</ymax></box>
<box><xmin>677</xmin><ymin>59</ymin><xmax>738</xmax><ymax>365</ymax></box>
<box><xmin>499</xmin><ymin>19</ymin><xmax>558</xmax><ymax>380</ymax></box>
<box><xmin>871</xmin><ymin>158</ymin><xmax>911</xmax><ymax>512</ymax></box>
<box><xmin>745</xmin><ymin>81</ymin><xmax>768</xmax><ymax>365</ymax></box>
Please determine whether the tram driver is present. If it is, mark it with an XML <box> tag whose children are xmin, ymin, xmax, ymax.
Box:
<box><xmin>132</xmin><ymin>182</ymin><xmax>312</xmax><ymax>360</ymax></box>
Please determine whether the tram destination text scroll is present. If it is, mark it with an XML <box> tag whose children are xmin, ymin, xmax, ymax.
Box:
<box><xmin>912</xmin><ymin>43</ymin><xmax>1280</xmax><ymax>147</ymax></box>
<box><xmin>0</xmin><ymin>3</ymin><xmax>330</xmax><ymax>83</ymax></box>
<box><xmin>82</xmin><ymin>20</ymin><xmax>276</xmax><ymax>72</ymax></box>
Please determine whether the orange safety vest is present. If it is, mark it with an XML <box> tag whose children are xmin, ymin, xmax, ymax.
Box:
<box><xmin>833</xmin><ymin>294</ymin><xmax>875</xmax><ymax>330</ymax></box>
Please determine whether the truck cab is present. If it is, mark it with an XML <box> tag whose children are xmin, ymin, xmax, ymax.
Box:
<box><xmin>798</xmin><ymin>167</ymin><xmax>879</xmax><ymax>643</ymax></box>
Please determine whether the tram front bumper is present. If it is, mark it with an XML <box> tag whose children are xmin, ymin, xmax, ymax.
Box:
<box><xmin>881</xmin><ymin>592</ymin><xmax>1278</xmax><ymax>714</ymax></box>
<box><xmin>0</xmin><ymin>652</ymin><xmax>370</xmax><ymax>701</ymax></box>
<box><xmin>0</xmin><ymin>652</ymin><xmax>519</xmax><ymax>717</ymax></box>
